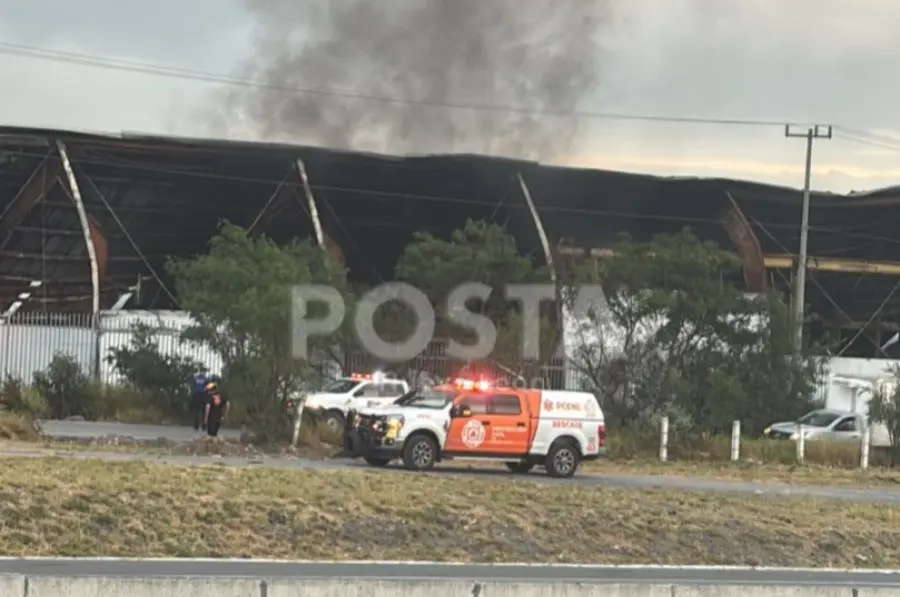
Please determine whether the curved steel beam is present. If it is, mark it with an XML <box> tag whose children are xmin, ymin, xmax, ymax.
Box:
<box><xmin>55</xmin><ymin>140</ymin><xmax>99</xmax><ymax>317</ymax></box>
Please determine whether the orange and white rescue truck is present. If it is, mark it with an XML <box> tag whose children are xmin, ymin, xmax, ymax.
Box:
<box><xmin>344</xmin><ymin>377</ymin><xmax>606</xmax><ymax>478</ymax></box>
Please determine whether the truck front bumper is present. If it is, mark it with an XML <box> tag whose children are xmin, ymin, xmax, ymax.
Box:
<box><xmin>343</xmin><ymin>428</ymin><xmax>404</xmax><ymax>458</ymax></box>
<box><xmin>342</xmin><ymin>410</ymin><xmax>405</xmax><ymax>459</ymax></box>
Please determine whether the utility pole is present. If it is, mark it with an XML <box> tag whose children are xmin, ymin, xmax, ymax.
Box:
<box><xmin>784</xmin><ymin>124</ymin><xmax>832</xmax><ymax>353</ymax></box>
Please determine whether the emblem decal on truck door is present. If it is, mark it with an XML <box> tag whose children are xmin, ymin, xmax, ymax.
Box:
<box><xmin>462</xmin><ymin>419</ymin><xmax>486</xmax><ymax>448</ymax></box>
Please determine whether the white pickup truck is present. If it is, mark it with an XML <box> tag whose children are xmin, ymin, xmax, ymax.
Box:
<box><xmin>763</xmin><ymin>375</ymin><xmax>893</xmax><ymax>448</ymax></box>
<box><xmin>301</xmin><ymin>373</ymin><xmax>410</xmax><ymax>430</ymax></box>
<box><xmin>764</xmin><ymin>409</ymin><xmax>891</xmax><ymax>447</ymax></box>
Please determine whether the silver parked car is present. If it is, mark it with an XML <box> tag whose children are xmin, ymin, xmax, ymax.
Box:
<box><xmin>763</xmin><ymin>409</ymin><xmax>862</xmax><ymax>442</ymax></box>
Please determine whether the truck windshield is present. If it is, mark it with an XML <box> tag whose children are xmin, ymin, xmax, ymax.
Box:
<box><xmin>797</xmin><ymin>410</ymin><xmax>840</xmax><ymax>427</ymax></box>
<box><xmin>321</xmin><ymin>379</ymin><xmax>359</xmax><ymax>394</ymax></box>
<box><xmin>395</xmin><ymin>389</ymin><xmax>456</xmax><ymax>409</ymax></box>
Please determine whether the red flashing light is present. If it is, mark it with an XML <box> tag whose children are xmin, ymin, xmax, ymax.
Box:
<box><xmin>350</xmin><ymin>373</ymin><xmax>373</xmax><ymax>380</ymax></box>
<box><xmin>597</xmin><ymin>424</ymin><xmax>607</xmax><ymax>447</ymax></box>
<box><xmin>454</xmin><ymin>378</ymin><xmax>492</xmax><ymax>391</ymax></box>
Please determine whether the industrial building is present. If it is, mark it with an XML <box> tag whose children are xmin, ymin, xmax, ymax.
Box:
<box><xmin>2</xmin><ymin>126</ymin><xmax>899</xmax><ymax>359</ymax></box>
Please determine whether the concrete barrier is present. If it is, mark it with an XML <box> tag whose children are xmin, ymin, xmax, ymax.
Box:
<box><xmin>25</xmin><ymin>576</ymin><xmax>260</xmax><ymax>597</ymax></box>
<box><xmin>0</xmin><ymin>575</ymin><xmax>892</xmax><ymax>596</ymax></box>
<box><xmin>267</xmin><ymin>581</ymin><xmax>673</xmax><ymax>596</ymax></box>
<box><xmin>0</xmin><ymin>574</ymin><xmax>25</xmax><ymax>596</ymax></box>
<box><xmin>676</xmin><ymin>587</ymin><xmax>849</xmax><ymax>597</ymax></box>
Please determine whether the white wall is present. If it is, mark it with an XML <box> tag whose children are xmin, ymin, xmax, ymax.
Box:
<box><xmin>0</xmin><ymin>310</ymin><xmax>222</xmax><ymax>385</ymax></box>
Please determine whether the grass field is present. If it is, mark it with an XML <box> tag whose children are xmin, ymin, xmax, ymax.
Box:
<box><xmin>0</xmin><ymin>456</ymin><xmax>897</xmax><ymax>566</ymax></box>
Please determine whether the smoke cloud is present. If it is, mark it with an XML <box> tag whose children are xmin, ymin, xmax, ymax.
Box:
<box><xmin>222</xmin><ymin>0</ymin><xmax>611</xmax><ymax>161</ymax></box>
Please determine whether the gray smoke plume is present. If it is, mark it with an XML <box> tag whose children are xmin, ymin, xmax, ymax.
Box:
<box><xmin>221</xmin><ymin>0</ymin><xmax>611</xmax><ymax>161</ymax></box>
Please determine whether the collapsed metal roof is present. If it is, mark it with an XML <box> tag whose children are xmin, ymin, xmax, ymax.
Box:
<box><xmin>1</xmin><ymin>125</ymin><xmax>899</xmax><ymax>357</ymax></box>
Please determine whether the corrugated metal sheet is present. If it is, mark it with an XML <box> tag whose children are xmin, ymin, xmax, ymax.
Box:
<box><xmin>98</xmin><ymin>310</ymin><xmax>223</xmax><ymax>385</ymax></box>
<box><xmin>0</xmin><ymin>312</ymin><xmax>94</xmax><ymax>382</ymax></box>
<box><xmin>0</xmin><ymin>310</ymin><xmax>222</xmax><ymax>384</ymax></box>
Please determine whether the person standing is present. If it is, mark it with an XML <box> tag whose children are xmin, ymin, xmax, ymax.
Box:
<box><xmin>203</xmin><ymin>380</ymin><xmax>230</xmax><ymax>438</ymax></box>
<box><xmin>190</xmin><ymin>370</ymin><xmax>210</xmax><ymax>431</ymax></box>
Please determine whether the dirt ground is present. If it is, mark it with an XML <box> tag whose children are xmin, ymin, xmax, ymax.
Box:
<box><xmin>0</xmin><ymin>456</ymin><xmax>898</xmax><ymax>567</ymax></box>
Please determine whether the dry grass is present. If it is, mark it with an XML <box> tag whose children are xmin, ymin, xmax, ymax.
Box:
<box><xmin>0</xmin><ymin>412</ymin><xmax>41</xmax><ymax>442</ymax></box>
<box><xmin>608</xmin><ymin>431</ymin><xmax>889</xmax><ymax>466</ymax></box>
<box><xmin>0</xmin><ymin>419</ymin><xmax>344</xmax><ymax>460</ymax></box>
<box><xmin>583</xmin><ymin>430</ymin><xmax>900</xmax><ymax>486</ymax></box>
<box><xmin>592</xmin><ymin>460</ymin><xmax>900</xmax><ymax>486</ymax></box>
<box><xmin>0</xmin><ymin>457</ymin><xmax>897</xmax><ymax>567</ymax></box>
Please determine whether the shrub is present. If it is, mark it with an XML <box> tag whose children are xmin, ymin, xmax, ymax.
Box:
<box><xmin>0</xmin><ymin>411</ymin><xmax>41</xmax><ymax>441</ymax></box>
<box><xmin>106</xmin><ymin>322</ymin><xmax>206</xmax><ymax>420</ymax></box>
<box><xmin>0</xmin><ymin>376</ymin><xmax>49</xmax><ymax>419</ymax></box>
<box><xmin>32</xmin><ymin>353</ymin><xmax>95</xmax><ymax>419</ymax></box>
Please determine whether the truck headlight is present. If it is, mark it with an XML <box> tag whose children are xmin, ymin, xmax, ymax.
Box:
<box><xmin>385</xmin><ymin>416</ymin><xmax>405</xmax><ymax>439</ymax></box>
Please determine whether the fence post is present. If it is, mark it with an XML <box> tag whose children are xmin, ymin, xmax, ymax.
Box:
<box><xmin>659</xmin><ymin>416</ymin><xmax>669</xmax><ymax>462</ymax></box>
<box><xmin>861</xmin><ymin>426</ymin><xmax>870</xmax><ymax>470</ymax></box>
<box><xmin>1</xmin><ymin>316</ymin><xmax>9</xmax><ymax>378</ymax></box>
<box><xmin>730</xmin><ymin>420</ymin><xmax>741</xmax><ymax>461</ymax></box>
<box><xmin>795</xmin><ymin>423</ymin><xmax>805</xmax><ymax>464</ymax></box>
<box><xmin>290</xmin><ymin>397</ymin><xmax>307</xmax><ymax>448</ymax></box>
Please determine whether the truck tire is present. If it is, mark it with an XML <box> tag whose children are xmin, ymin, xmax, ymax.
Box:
<box><xmin>505</xmin><ymin>462</ymin><xmax>534</xmax><ymax>474</ymax></box>
<box><xmin>322</xmin><ymin>410</ymin><xmax>346</xmax><ymax>432</ymax></box>
<box><xmin>364</xmin><ymin>455</ymin><xmax>392</xmax><ymax>467</ymax></box>
<box><xmin>402</xmin><ymin>433</ymin><xmax>438</xmax><ymax>471</ymax></box>
<box><xmin>545</xmin><ymin>439</ymin><xmax>580</xmax><ymax>478</ymax></box>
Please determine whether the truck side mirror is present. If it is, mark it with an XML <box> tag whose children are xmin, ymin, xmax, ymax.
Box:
<box><xmin>452</xmin><ymin>405</ymin><xmax>473</xmax><ymax>418</ymax></box>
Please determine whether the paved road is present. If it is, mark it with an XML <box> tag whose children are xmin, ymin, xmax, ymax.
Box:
<box><xmin>40</xmin><ymin>420</ymin><xmax>241</xmax><ymax>442</ymax></box>
<box><xmin>0</xmin><ymin>559</ymin><xmax>897</xmax><ymax>586</ymax></box>
<box><xmin>16</xmin><ymin>421</ymin><xmax>900</xmax><ymax>505</ymax></box>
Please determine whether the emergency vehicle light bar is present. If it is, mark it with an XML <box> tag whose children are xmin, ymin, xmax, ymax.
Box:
<box><xmin>350</xmin><ymin>373</ymin><xmax>372</xmax><ymax>380</ymax></box>
<box><xmin>454</xmin><ymin>378</ymin><xmax>492</xmax><ymax>391</ymax></box>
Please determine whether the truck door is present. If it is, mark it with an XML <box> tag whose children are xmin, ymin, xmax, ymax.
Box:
<box><xmin>351</xmin><ymin>382</ymin><xmax>382</xmax><ymax>408</ymax></box>
<box><xmin>445</xmin><ymin>392</ymin><xmax>529</xmax><ymax>455</ymax></box>
<box><xmin>444</xmin><ymin>393</ymin><xmax>491</xmax><ymax>453</ymax></box>
<box><xmin>483</xmin><ymin>393</ymin><xmax>531</xmax><ymax>455</ymax></box>
<box><xmin>829</xmin><ymin>415</ymin><xmax>861</xmax><ymax>442</ymax></box>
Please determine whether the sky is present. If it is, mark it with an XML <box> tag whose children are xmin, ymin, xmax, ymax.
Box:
<box><xmin>1</xmin><ymin>0</ymin><xmax>899</xmax><ymax>193</ymax></box>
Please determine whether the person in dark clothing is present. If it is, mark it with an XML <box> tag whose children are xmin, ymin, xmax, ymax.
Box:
<box><xmin>190</xmin><ymin>370</ymin><xmax>210</xmax><ymax>431</ymax></box>
<box><xmin>203</xmin><ymin>381</ymin><xmax>230</xmax><ymax>438</ymax></box>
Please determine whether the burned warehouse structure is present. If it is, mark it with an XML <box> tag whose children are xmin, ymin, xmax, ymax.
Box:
<box><xmin>1</xmin><ymin>125</ymin><xmax>899</xmax><ymax>359</ymax></box>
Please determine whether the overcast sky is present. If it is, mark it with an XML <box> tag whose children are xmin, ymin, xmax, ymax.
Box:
<box><xmin>1</xmin><ymin>0</ymin><xmax>899</xmax><ymax>193</ymax></box>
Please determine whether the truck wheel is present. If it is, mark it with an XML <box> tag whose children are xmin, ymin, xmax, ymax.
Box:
<box><xmin>364</xmin><ymin>456</ymin><xmax>392</xmax><ymax>467</ymax></box>
<box><xmin>402</xmin><ymin>434</ymin><xmax>438</xmax><ymax>471</ymax></box>
<box><xmin>506</xmin><ymin>462</ymin><xmax>534</xmax><ymax>474</ymax></box>
<box><xmin>322</xmin><ymin>410</ymin><xmax>346</xmax><ymax>432</ymax></box>
<box><xmin>545</xmin><ymin>440</ymin><xmax>580</xmax><ymax>478</ymax></box>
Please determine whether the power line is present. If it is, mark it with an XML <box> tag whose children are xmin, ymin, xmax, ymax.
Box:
<box><xmin>834</xmin><ymin>126</ymin><xmax>900</xmax><ymax>148</ymax></box>
<box><xmin>0</xmin><ymin>40</ymin><xmax>819</xmax><ymax>129</ymax></box>
<box><xmin>835</xmin><ymin>130</ymin><xmax>900</xmax><ymax>152</ymax></box>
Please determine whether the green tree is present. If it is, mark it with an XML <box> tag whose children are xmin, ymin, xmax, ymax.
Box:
<box><xmin>394</xmin><ymin>219</ymin><xmax>559</xmax><ymax>381</ymax></box>
<box><xmin>166</xmin><ymin>221</ymin><xmax>351</xmax><ymax>441</ymax></box>
<box><xmin>566</xmin><ymin>229</ymin><xmax>822</xmax><ymax>434</ymax></box>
